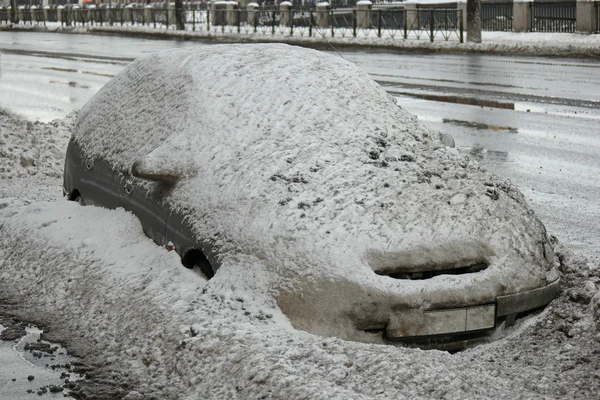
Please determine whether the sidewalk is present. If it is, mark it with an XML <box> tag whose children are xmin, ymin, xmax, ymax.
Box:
<box><xmin>3</xmin><ymin>22</ymin><xmax>600</xmax><ymax>58</ymax></box>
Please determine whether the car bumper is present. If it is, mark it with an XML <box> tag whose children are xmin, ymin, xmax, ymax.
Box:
<box><xmin>386</xmin><ymin>277</ymin><xmax>560</xmax><ymax>349</ymax></box>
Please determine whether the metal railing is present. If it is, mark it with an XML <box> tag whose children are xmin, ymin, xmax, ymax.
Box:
<box><xmin>530</xmin><ymin>1</ymin><xmax>576</xmax><ymax>33</ymax></box>
<box><xmin>481</xmin><ymin>2</ymin><xmax>512</xmax><ymax>31</ymax></box>
<box><xmin>0</xmin><ymin>6</ymin><xmax>464</xmax><ymax>43</ymax></box>
<box><xmin>0</xmin><ymin>10</ymin><xmax>9</xmax><ymax>24</ymax></box>
<box><xmin>596</xmin><ymin>1</ymin><xmax>600</xmax><ymax>33</ymax></box>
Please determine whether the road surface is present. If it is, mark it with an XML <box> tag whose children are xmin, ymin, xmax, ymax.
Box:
<box><xmin>1</xmin><ymin>32</ymin><xmax>598</xmax><ymax>257</ymax></box>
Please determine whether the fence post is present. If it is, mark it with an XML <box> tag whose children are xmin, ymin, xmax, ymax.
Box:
<box><xmin>168</xmin><ymin>3</ymin><xmax>175</xmax><ymax>29</ymax></box>
<box><xmin>316</xmin><ymin>2</ymin><xmax>329</xmax><ymax>29</ymax></box>
<box><xmin>353</xmin><ymin>8</ymin><xmax>357</xmax><ymax>36</ymax></box>
<box><xmin>356</xmin><ymin>0</ymin><xmax>372</xmax><ymax>29</ymax></box>
<box><xmin>206</xmin><ymin>8</ymin><xmax>209</xmax><ymax>30</ymax></box>
<box><xmin>309</xmin><ymin>9</ymin><xmax>313</xmax><ymax>36</ymax></box>
<box><xmin>143</xmin><ymin>5</ymin><xmax>151</xmax><ymax>27</ymax></box>
<box><xmin>237</xmin><ymin>9</ymin><xmax>240</xmax><ymax>32</ymax></box>
<box><xmin>271</xmin><ymin>10</ymin><xmax>275</xmax><ymax>35</ymax></box>
<box><xmin>192</xmin><ymin>7</ymin><xmax>195</xmax><ymax>30</ymax></box>
<box><xmin>247</xmin><ymin>2</ymin><xmax>257</xmax><ymax>32</ymax></box>
<box><xmin>377</xmin><ymin>8</ymin><xmax>382</xmax><ymax>37</ymax></box>
<box><xmin>576</xmin><ymin>0</ymin><xmax>597</xmax><ymax>33</ymax></box>
<box><xmin>429</xmin><ymin>10</ymin><xmax>434</xmax><ymax>42</ymax></box>
<box><xmin>405</xmin><ymin>1</ymin><xmax>419</xmax><ymax>35</ymax></box>
<box><xmin>279</xmin><ymin>1</ymin><xmax>292</xmax><ymax>30</ymax></box>
<box><xmin>513</xmin><ymin>0</ymin><xmax>533</xmax><ymax>32</ymax></box>
<box><xmin>225</xmin><ymin>1</ymin><xmax>238</xmax><ymax>27</ymax></box>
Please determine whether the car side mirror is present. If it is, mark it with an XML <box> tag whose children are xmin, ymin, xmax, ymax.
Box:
<box><xmin>130</xmin><ymin>159</ymin><xmax>182</xmax><ymax>184</ymax></box>
<box><xmin>130</xmin><ymin>138</ymin><xmax>198</xmax><ymax>184</ymax></box>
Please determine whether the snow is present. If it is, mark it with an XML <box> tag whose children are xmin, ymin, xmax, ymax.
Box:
<box><xmin>0</xmin><ymin>43</ymin><xmax>599</xmax><ymax>399</ymax></box>
<box><xmin>0</xmin><ymin>110</ymin><xmax>73</xmax><ymax>200</ymax></box>
<box><xmin>0</xmin><ymin>182</ymin><xmax>599</xmax><ymax>398</ymax></box>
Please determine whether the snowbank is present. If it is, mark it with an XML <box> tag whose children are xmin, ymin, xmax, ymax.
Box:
<box><xmin>0</xmin><ymin>198</ymin><xmax>598</xmax><ymax>399</ymax></box>
<box><xmin>0</xmin><ymin>109</ymin><xmax>73</xmax><ymax>200</ymax></box>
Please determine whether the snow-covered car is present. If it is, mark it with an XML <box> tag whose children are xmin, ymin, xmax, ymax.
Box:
<box><xmin>63</xmin><ymin>44</ymin><xmax>560</xmax><ymax>349</ymax></box>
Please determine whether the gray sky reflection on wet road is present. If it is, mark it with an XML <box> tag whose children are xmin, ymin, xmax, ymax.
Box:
<box><xmin>1</xmin><ymin>32</ymin><xmax>598</xmax><ymax>257</ymax></box>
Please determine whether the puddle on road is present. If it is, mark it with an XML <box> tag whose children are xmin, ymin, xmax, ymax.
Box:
<box><xmin>377</xmin><ymin>75</ymin><xmax>522</xmax><ymax>90</ymax></box>
<box><xmin>42</xmin><ymin>67</ymin><xmax>115</xmax><ymax>78</ymax></box>
<box><xmin>394</xmin><ymin>91</ymin><xmax>515</xmax><ymax>110</ymax></box>
<box><xmin>49</xmin><ymin>80</ymin><xmax>91</xmax><ymax>89</ymax></box>
<box><xmin>43</xmin><ymin>67</ymin><xmax>78</xmax><ymax>74</ymax></box>
<box><xmin>0</xmin><ymin>321</ymin><xmax>80</xmax><ymax>399</ymax></box>
<box><xmin>442</xmin><ymin>118</ymin><xmax>518</xmax><ymax>133</ymax></box>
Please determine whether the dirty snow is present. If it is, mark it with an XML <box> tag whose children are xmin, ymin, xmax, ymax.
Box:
<box><xmin>0</xmin><ymin>322</ymin><xmax>77</xmax><ymax>399</ymax></box>
<box><xmin>1</xmin><ymin>174</ymin><xmax>599</xmax><ymax>399</ymax></box>
<box><xmin>0</xmin><ymin>43</ymin><xmax>599</xmax><ymax>399</ymax></box>
<box><xmin>0</xmin><ymin>109</ymin><xmax>73</xmax><ymax>200</ymax></box>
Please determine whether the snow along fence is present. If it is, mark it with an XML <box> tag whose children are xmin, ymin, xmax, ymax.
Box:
<box><xmin>2</xmin><ymin>1</ymin><xmax>597</xmax><ymax>34</ymax></box>
<box><xmin>0</xmin><ymin>2</ymin><xmax>464</xmax><ymax>43</ymax></box>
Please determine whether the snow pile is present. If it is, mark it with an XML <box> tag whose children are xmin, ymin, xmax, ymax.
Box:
<box><xmin>0</xmin><ymin>201</ymin><xmax>599</xmax><ymax>399</ymax></box>
<box><xmin>74</xmin><ymin>44</ymin><xmax>556</xmax><ymax>343</ymax></box>
<box><xmin>0</xmin><ymin>109</ymin><xmax>73</xmax><ymax>199</ymax></box>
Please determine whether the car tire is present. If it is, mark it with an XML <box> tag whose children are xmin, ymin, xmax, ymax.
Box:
<box><xmin>67</xmin><ymin>190</ymin><xmax>84</xmax><ymax>206</ymax></box>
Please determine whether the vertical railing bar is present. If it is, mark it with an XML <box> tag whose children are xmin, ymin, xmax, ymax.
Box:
<box><xmin>429</xmin><ymin>9</ymin><xmax>434</xmax><ymax>42</ymax></box>
<box><xmin>404</xmin><ymin>8</ymin><xmax>408</xmax><ymax>39</ymax></box>
<box><xmin>331</xmin><ymin>10</ymin><xmax>334</xmax><ymax>37</ymax></box>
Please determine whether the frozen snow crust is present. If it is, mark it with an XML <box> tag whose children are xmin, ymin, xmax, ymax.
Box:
<box><xmin>0</xmin><ymin>200</ymin><xmax>599</xmax><ymax>399</ymax></box>
<box><xmin>72</xmin><ymin>44</ymin><xmax>556</xmax><ymax>342</ymax></box>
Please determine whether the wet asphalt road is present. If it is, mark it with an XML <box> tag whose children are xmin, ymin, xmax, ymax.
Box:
<box><xmin>0</xmin><ymin>32</ymin><xmax>598</xmax><ymax>257</ymax></box>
